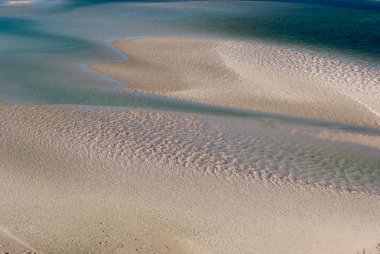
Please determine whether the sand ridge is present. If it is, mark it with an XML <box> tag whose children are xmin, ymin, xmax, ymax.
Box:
<box><xmin>91</xmin><ymin>36</ymin><xmax>380</xmax><ymax>128</ymax></box>
<box><xmin>0</xmin><ymin>105</ymin><xmax>380</xmax><ymax>253</ymax></box>
<box><xmin>0</xmin><ymin>228</ymin><xmax>36</xmax><ymax>254</ymax></box>
<box><xmin>2</xmin><ymin>105</ymin><xmax>380</xmax><ymax>193</ymax></box>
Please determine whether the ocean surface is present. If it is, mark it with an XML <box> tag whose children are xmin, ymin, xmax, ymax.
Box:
<box><xmin>0</xmin><ymin>0</ymin><xmax>379</xmax><ymax>193</ymax></box>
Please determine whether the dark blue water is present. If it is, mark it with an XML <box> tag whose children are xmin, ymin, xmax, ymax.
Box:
<box><xmin>56</xmin><ymin>0</ymin><xmax>380</xmax><ymax>62</ymax></box>
<box><xmin>157</xmin><ymin>1</ymin><xmax>380</xmax><ymax>63</ymax></box>
<box><xmin>56</xmin><ymin>0</ymin><xmax>380</xmax><ymax>61</ymax></box>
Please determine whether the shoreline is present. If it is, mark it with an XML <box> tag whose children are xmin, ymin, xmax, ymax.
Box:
<box><xmin>0</xmin><ymin>104</ymin><xmax>379</xmax><ymax>253</ymax></box>
<box><xmin>90</xmin><ymin>36</ymin><xmax>380</xmax><ymax>129</ymax></box>
<box><xmin>0</xmin><ymin>102</ymin><xmax>9</xmax><ymax>108</ymax></box>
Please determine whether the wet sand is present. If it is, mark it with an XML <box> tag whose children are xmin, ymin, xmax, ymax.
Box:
<box><xmin>0</xmin><ymin>102</ymin><xmax>9</xmax><ymax>108</ymax></box>
<box><xmin>91</xmin><ymin>37</ymin><xmax>380</xmax><ymax>128</ymax></box>
<box><xmin>0</xmin><ymin>105</ymin><xmax>379</xmax><ymax>254</ymax></box>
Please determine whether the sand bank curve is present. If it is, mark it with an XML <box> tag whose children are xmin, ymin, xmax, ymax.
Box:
<box><xmin>91</xmin><ymin>37</ymin><xmax>380</xmax><ymax>128</ymax></box>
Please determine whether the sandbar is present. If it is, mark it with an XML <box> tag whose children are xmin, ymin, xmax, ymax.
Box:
<box><xmin>91</xmin><ymin>37</ymin><xmax>380</xmax><ymax>128</ymax></box>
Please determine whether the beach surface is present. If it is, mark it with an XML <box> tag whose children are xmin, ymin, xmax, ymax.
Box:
<box><xmin>91</xmin><ymin>37</ymin><xmax>380</xmax><ymax>128</ymax></box>
<box><xmin>0</xmin><ymin>104</ymin><xmax>379</xmax><ymax>254</ymax></box>
<box><xmin>0</xmin><ymin>228</ymin><xmax>36</xmax><ymax>254</ymax></box>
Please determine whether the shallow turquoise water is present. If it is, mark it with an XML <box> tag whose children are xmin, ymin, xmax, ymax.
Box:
<box><xmin>0</xmin><ymin>0</ymin><xmax>379</xmax><ymax>107</ymax></box>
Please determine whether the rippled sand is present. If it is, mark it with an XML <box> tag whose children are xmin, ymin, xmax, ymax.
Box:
<box><xmin>0</xmin><ymin>105</ymin><xmax>379</xmax><ymax>253</ymax></box>
<box><xmin>308</xmin><ymin>130</ymin><xmax>380</xmax><ymax>150</ymax></box>
<box><xmin>91</xmin><ymin>37</ymin><xmax>380</xmax><ymax>128</ymax></box>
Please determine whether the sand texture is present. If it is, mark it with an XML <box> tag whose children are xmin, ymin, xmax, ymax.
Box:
<box><xmin>91</xmin><ymin>37</ymin><xmax>380</xmax><ymax>128</ymax></box>
<box><xmin>0</xmin><ymin>105</ymin><xmax>379</xmax><ymax>254</ymax></box>
<box><xmin>0</xmin><ymin>228</ymin><xmax>36</xmax><ymax>254</ymax></box>
<box><xmin>308</xmin><ymin>130</ymin><xmax>380</xmax><ymax>150</ymax></box>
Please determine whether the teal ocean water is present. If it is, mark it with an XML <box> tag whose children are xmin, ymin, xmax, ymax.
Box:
<box><xmin>0</xmin><ymin>0</ymin><xmax>379</xmax><ymax>193</ymax></box>
<box><xmin>0</xmin><ymin>0</ymin><xmax>379</xmax><ymax>106</ymax></box>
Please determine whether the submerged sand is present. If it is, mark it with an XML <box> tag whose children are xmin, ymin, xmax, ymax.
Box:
<box><xmin>91</xmin><ymin>37</ymin><xmax>380</xmax><ymax>128</ymax></box>
<box><xmin>0</xmin><ymin>105</ymin><xmax>379</xmax><ymax>254</ymax></box>
<box><xmin>0</xmin><ymin>102</ymin><xmax>9</xmax><ymax>108</ymax></box>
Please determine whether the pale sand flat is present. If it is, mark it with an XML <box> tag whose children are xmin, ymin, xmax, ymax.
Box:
<box><xmin>0</xmin><ymin>105</ymin><xmax>379</xmax><ymax>254</ymax></box>
<box><xmin>90</xmin><ymin>37</ymin><xmax>380</xmax><ymax>128</ymax></box>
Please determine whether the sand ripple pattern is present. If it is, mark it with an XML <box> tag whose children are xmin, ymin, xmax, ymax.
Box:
<box><xmin>91</xmin><ymin>37</ymin><xmax>380</xmax><ymax>128</ymax></box>
<box><xmin>1</xmin><ymin>105</ymin><xmax>379</xmax><ymax>194</ymax></box>
<box><xmin>218</xmin><ymin>40</ymin><xmax>380</xmax><ymax>121</ymax></box>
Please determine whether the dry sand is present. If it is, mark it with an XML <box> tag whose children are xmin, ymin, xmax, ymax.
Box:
<box><xmin>0</xmin><ymin>105</ymin><xmax>379</xmax><ymax>254</ymax></box>
<box><xmin>91</xmin><ymin>37</ymin><xmax>380</xmax><ymax>128</ymax></box>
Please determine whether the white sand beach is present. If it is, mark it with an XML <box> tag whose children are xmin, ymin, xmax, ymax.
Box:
<box><xmin>91</xmin><ymin>37</ymin><xmax>380</xmax><ymax>128</ymax></box>
<box><xmin>1</xmin><ymin>0</ymin><xmax>380</xmax><ymax>253</ymax></box>
<box><xmin>0</xmin><ymin>104</ymin><xmax>379</xmax><ymax>254</ymax></box>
